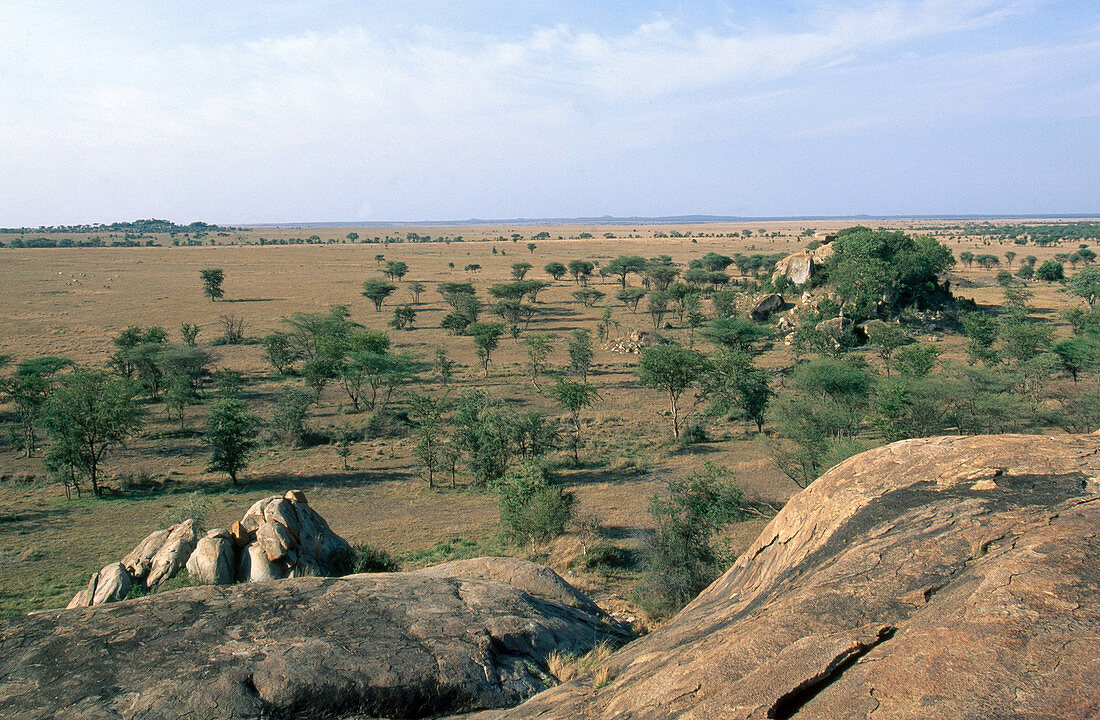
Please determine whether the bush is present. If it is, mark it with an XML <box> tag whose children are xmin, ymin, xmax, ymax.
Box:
<box><xmin>634</xmin><ymin>463</ymin><xmax>744</xmax><ymax>618</ymax></box>
<box><xmin>679</xmin><ymin>422</ymin><xmax>708</xmax><ymax>445</ymax></box>
<box><xmin>330</xmin><ymin>543</ymin><xmax>400</xmax><ymax>575</ymax></box>
<box><xmin>495</xmin><ymin>462</ymin><xmax>575</xmax><ymax>548</ymax></box>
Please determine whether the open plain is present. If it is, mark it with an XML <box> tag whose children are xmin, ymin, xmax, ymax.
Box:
<box><xmin>0</xmin><ymin>218</ymin><xmax>1095</xmax><ymax>616</ymax></box>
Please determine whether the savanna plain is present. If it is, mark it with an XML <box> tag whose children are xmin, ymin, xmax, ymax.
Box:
<box><xmin>2</xmin><ymin>218</ymin><xmax>1097</xmax><ymax>622</ymax></box>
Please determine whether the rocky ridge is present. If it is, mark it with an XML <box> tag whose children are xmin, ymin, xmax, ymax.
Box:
<box><xmin>487</xmin><ymin>434</ymin><xmax>1100</xmax><ymax>719</ymax></box>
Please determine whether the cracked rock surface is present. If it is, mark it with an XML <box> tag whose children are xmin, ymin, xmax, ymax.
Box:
<box><xmin>487</xmin><ymin>434</ymin><xmax>1100</xmax><ymax>719</ymax></box>
<box><xmin>0</xmin><ymin>564</ymin><xmax>625</xmax><ymax>720</ymax></box>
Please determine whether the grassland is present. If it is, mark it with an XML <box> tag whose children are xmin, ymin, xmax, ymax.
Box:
<box><xmin>0</xmin><ymin>218</ymin><xmax>1094</xmax><ymax>617</ymax></box>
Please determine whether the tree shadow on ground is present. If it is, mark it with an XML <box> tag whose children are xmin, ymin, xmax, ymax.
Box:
<box><xmin>558</xmin><ymin>466</ymin><xmax>652</xmax><ymax>487</ymax></box>
<box><xmin>599</xmin><ymin>524</ymin><xmax>651</xmax><ymax>541</ymax></box>
<box><xmin>671</xmin><ymin>442</ymin><xmax>723</xmax><ymax>456</ymax></box>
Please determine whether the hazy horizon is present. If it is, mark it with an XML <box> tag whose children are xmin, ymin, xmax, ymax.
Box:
<box><xmin>2</xmin><ymin>1</ymin><xmax>1097</xmax><ymax>227</ymax></box>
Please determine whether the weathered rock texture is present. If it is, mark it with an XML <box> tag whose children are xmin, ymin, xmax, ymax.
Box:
<box><xmin>490</xmin><ymin>434</ymin><xmax>1100</xmax><ymax>719</ymax></box>
<box><xmin>0</xmin><ymin>565</ymin><xmax>624</xmax><ymax>720</ymax></box>
<box><xmin>69</xmin><ymin>490</ymin><xmax>349</xmax><ymax>607</ymax></box>
<box><xmin>771</xmin><ymin>241</ymin><xmax>834</xmax><ymax>286</ymax></box>
<box><xmin>417</xmin><ymin>556</ymin><xmax>600</xmax><ymax>612</ymax></box>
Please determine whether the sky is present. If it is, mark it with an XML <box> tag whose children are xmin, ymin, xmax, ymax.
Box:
<box><xmin>1</xmin><ymin>0</ymin><xmax>1097</xmax><ymax>226</ymax></box>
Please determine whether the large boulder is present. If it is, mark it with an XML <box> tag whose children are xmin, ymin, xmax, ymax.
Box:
<box><xmin>65</xmin><ymin>562</ymin><xmax>131</xmax><ymax>609</ymax></box>
<box><xmin>144</xmin><ymin>519</ymin><xmax>198</xmax><ymax>588</ymax></box>
<box><xmin>120</xmin><ymin>527</ymin><xmax>171</xmax><ymax>581</ymax></box>
<box><xmin>490</xmin><ymin>434</ymin><xmax>1100</xmax><ymax>719</ymax></box>
<box><xmin>771</xmin><ymin>242</ymin><xmax>834</xmax><ymax>286</ymax></box>
<box><xmin>0</xmin><ymin>568</ymin><xmax>625</xmax><ymax>720</ymax></box>
<box><xmin>185</xmin><ymin>529</ymin><xmax>235</xmax><ymax>586</ymax></box>
<box><xmin>239</xmin><ymin>540</ymin><xmax>286</xmax><ymax>583</ymax></box>
<box><xmin>749</xmin><ymin>293</ymin><xmax>784</xmax><ymax>321</ymax></box>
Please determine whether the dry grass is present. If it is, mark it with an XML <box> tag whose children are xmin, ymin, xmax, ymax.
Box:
<box><xmin>0</xmin><ymin>217</ymin><xmax>1092</xmax><ymax>615</ymax></box>
<box><xmin>546</xmin><ymin>641</ymin><xmax>618</xmax><ymax>684</ymax></box>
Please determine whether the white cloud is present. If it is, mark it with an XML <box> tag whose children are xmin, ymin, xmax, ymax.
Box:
<box><xmin>0</xmin><ymin>0</ymin><xmax>1093</xmax><ymax>223</ymax></box>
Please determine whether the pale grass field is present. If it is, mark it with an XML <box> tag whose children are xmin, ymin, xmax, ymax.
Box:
<box><xmin>0</xmin><ymin>219</ymin><xmax>1091</xmax><ymax>615</ymax></box>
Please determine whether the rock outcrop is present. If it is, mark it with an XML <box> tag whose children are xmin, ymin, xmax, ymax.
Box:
<box><xmin>69</xmin><ymin>490</ymin><xmax>349</xmax><ymax>607</ymax></box>
<box><xmin>604</xmin><ymin>329</ymin><xmax>668</xmax><ymax>354</ymax></box>
<box><xmin>184</xmin><ymin>529</ymin><xmax>235</xmax><ymax>585</ymax></box>
<box><xmin>488</xmin><ymin>434</ymin><xmax>1100</xmax><ymax>719</ymax></box>
<box><xmin>1</xmin><ymin>564</ymin><xmax>625</xmax><ymax>720</ymax></box>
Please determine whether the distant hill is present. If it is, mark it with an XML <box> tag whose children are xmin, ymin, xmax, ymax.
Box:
<box><xmin>251</xmin><ymin>213</ymin><xmax>1100</xmax><ymax>228</ymax></box>
<box><xmin>0</xmin><ymin>219</ymin><xmax>239</xmax><ymax>234</ymax></box>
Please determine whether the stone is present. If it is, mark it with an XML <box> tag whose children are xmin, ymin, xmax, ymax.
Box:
<box><xmin>1</xmin><ymin>567</ymin><xmax>626</xmax><ymax>720</ymax></box>
<box><xmin>284</xmin><ymin>489</ymin><xmax>308</xmax><ymax>503</ymax></box>
<box><xmin>92</xmin><ymin>563</ymin><xmax>132</xmax><ymax>605</ymax></box>
<box><xmin>229</xmin><ymin>521</ymin><xmax>251</xmax><ymax>547</ymax></box>
<box><xmin>816</xmin><ymin>315</ymin><xmax>852</xmax><ymax>337</ymax></box>
<box><xmin>749</xmin><ymin>293</ymin><xmax>784</xmax><ymax>321</ymax></box>
<box><xmin>286</xmin><ymin>498</ymin><xmax>351</xmax><ymax>575</ymax></box>
<box><xmin>66</xmin><ymin>562</ymin><xmax>132</xmax><ymax>609</ymax></box>
<box><xmin>255</xmin><ymin>520</ymin><xmax>295</xmax><ymax>562</ymax></box>
<box><xmin>186</xmin><ymin>535</ymin><xmax>236</xmax><ymax>586</ymax></box>
<box><xmin>121</xmin><ymin>527</ymin><xmax>171</xmax><ymax>581</ymax></box>
<box><xmin>239</xmin><ymin>541</ymin><xmax>286</xmax><ymax>583</ymax></box>
<box><xmin>855</xmin><ymin>318</ymin><xmax>887</xmax><ymax>340</ymax></box>
<box><xmin>491</xmin><ymin>434</ymin><xmax>1100</xmax><ymax>720</ymax></box>
<box><xmin>145</xmin><ymin>519</ymin><xmax>198</xmax><ymax>588</ymax></box>
<box><xmin>239</xmin><ymin>498</ymin><xmax>267</xmax><ymax>532</ymax></box>
<box><xmin>261</xmin><ymin>498</ymin><xmax>299</xmax><ymax>536</ymax></box>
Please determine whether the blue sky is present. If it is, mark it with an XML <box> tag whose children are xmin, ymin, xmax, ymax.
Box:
<box><xmin>1</xmin><ymin>1</ymin><xmax>1097</xmax><ymax>225</ymax></box>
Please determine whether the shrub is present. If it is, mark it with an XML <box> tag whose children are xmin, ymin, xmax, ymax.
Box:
<box><xmin>495</xmin><ymin>462</ymin><xmax>575</xmax><ymax>549</ymax></box>
<box><xmin>634</xmin><ymin>463</ymin><xmax>744</xmax><ymax>618</ymax></box>
<box><xmin>330</xmin><ymin>543</ymin><xmax>400</xmax><ymax>575</ymax></box>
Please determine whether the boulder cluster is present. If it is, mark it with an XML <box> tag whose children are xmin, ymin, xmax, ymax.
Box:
<box><xmin>66</xmin><ymin>490</ymin><xmax>349</xmax><ymax>609</ymax></box>
<box><xmin>604</xmin><ymin>329</ymin><xmax>669</xmax><ymax>354</ymax></box>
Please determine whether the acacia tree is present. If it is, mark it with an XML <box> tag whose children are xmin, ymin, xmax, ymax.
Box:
<box><xmin>384</xmin><ymin>261</ymin><xmax>409</xmax><ymax>281</ymax></box>
<box><xmin>40</xmin><ymin>370</ymin><xmax>145</xmax><ymax>496</ymax></box>
<box><xmin>362</xmin><ymin>278</ymin><xmax>397</xmax><ymax>311</ymax></box>
<box><xmin>567</xmin><ymin>260</ymin><xmax>595</xmax><ymax>285</ymax></box>
<box><xmin>200</xmin><ymin>268</ymin><xmax>225</xmax><ymax>301</ymax></box>
<box><xmin>409</xmin><ymin>393</ymin><xmax>448</xmax><ymax>489</ymax></box>
<box><xmin>1066</xmin><ymin>266</ymin><xmax>1100</xmax><ymax>306</ymax></box>
<box><xmin>544</xmin><ymin>262</ymin><xmax>567</xmax><ymax>281</ymax></box>
<box><xmin>701</xmin><ymin>349</ymin><xmax>771</xmax><ymax>432</ymax></box>
<box><xmin>601</xmin><ymin>255</ymin><xmax>647</xmax><ymax>288</ymax></box>
<box><xmin>3</xmin><ymin>356</ymin><xmax>71</xmax><ymax>457</ymax></box>
<box><xmin>550</xmin><ymin>379</ymin><xmax>600</xmax><ymax>464</ymax></box>
<box><xmin>204</xmin><ymin>398</ymin><xmax>261</xmax><ymax>484</ymax></box>
<box><xmin>469</xmin><ymin>322</ymin><xmax>505</xmax><ymax>375</ymax></box>
<box><xmin>523</xmin><ymin>333</ymin><xmax>556</xmax><ymax>388</ymax></box>
<box><xmin>567</xmin><ymin>329</ymin><xmax>594</xmax><ymax>381</ymax></box>
<box><xmin>637</xmin><ymin>345</ymin><xmax>710</xmax><ymax>439</ymax></box>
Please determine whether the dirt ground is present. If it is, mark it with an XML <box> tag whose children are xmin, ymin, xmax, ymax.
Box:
<box><xmin>0</xmin><ymin>218</ymin><xmax>1092</xmax><ymax>615</ymax></box>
